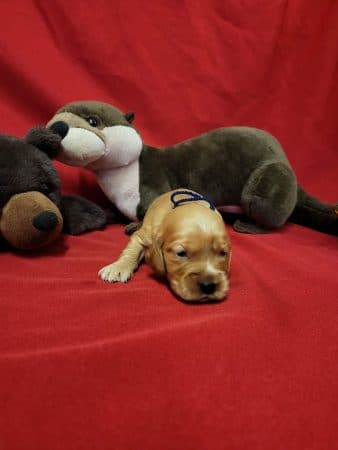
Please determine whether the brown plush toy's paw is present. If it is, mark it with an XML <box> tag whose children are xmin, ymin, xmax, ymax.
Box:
<box><xmin>60</xmin><ymin>195</ymin><xmax>107</xmax><ymax>235</ymax></box>
<box><xmin>0</xmin><ymin>192</ymin><xmax>63</xmax><ymax>250</ymax></box>
<box><xmin>24</xmin><ymin>126</ymin><xmax>63</xmax><ymax>159</ymax></box>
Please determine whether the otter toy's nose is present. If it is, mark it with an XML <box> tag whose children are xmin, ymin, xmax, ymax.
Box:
<box><xmin>49</xmin><ymin>121</ymin><xmax>69</xmax><ymax>139</ymax></box>
<box><xmin>32</xmin><ymin>211</ymin><xmax>58</xmax><ymax>231</ymax></box>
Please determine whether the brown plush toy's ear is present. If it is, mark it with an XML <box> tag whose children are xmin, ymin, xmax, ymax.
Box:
<box><xmin>124</xmin><ymin>112</ymin><xmax>135</xmax><ymax>123</ymax></box>
<box><xmin>0</xmin><ymin>192</ymin><xmax>63</xmax><ymax>250</ymax></box>
<box><xmin>24</xmin><ymin>126</ymin><xmax>62</xmax><ymax>159</ymax></box>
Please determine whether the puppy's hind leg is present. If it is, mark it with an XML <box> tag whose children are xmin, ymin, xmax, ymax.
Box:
<box><xmin>99</xmin><ymin>233</ymin><xmax>146</xmax><ymax>283</ymax></box>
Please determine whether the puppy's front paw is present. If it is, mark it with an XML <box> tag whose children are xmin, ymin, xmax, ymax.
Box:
<box><xmin>99</xmin><ymin>261</ymin><xmax>134</xmax><ymax>283</ymax></box>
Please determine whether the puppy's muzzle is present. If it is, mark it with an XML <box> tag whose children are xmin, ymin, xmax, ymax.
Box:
<box><xmin>181</xmin><ymin>270</ymin><xmax>228</xmax><ymax>302</ymax></box>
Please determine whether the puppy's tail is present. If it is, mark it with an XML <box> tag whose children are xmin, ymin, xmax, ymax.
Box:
<box><xmin>289</xmin><ymin>186</ymin><xmax>338</xmax><ymax>236</ymax></box>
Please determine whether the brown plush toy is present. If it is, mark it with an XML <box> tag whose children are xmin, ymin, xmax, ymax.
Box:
<box><xmin>0</xmin><ymin>192</ymin><xmax>63</xmax><ymax>250</ymax></box>
<box><xmin>0</xmin><ymin>126</ymin><xmax>114</xmax><ymax>251</ymax></box>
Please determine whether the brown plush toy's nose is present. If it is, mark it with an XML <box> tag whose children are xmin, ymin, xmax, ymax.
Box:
<box><xmin>33</xmin><ymin>211</ymin><xmax>58</xmax><ymax>231</ymax></box>
<box><xmin>49</xmin><ymin>121</ymin><xmax>69</xmax><ymax>139</ymax></box>
<box><xmin>0</xmin><ymin>192</ymin><xmax>63</xmax><ymax>250</ymax></box>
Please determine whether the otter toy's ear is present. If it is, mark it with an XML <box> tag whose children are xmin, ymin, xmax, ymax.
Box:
<box><xmin>24</xmin><ymin>126</ymin><xmax>62</xmax><ymax>159</ymax></box>
<box><xmin>124</xmin><ymin>112</ymin><xmax>135</xmax><ymax>123</ymax></box>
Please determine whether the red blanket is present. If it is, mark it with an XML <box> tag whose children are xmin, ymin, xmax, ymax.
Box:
<box><xmin>1</xmin><ymin>1</ymin><xmax>337</xmax><ymax>449</ymax></box>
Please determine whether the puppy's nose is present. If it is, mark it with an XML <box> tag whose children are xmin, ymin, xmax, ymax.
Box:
<box><xmin>199</xmin><ymin>281</ymin><xmax>217</xmax><ymax>295</ymax></box>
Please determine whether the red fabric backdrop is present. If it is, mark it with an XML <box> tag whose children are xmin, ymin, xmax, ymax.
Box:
<box><xmin>0</xmin><ymin>1</ymin><xmax>337</xmax><ymax>449</ymax></box>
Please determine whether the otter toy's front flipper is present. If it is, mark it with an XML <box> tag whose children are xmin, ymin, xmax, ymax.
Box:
<box><xmin>124</xmin><ymin>221</ymin><xmax>142</xmax><ymax>235</ymax></box>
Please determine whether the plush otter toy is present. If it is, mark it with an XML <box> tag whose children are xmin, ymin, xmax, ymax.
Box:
<box><xmin>0</xmin><ymin>127</ymin><xmax>111</xmax><ymax>250</ymax></box>
<box><xmin>47</xmin><ymin>101</ymin><xmax>337</xmax><ymax>236</ymax></box>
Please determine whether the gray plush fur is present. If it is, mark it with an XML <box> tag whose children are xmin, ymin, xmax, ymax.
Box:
<box><xmin>138</xmin><ymin>127</ymin><xmax>298</xmax><ymax>229</ymax></box>
<box><xmin>138</xmin><ymin>127</ymin><xmax>337</xmax><ymax>235</ymax></box>
<box><xmin>57</xmin><ymin>101</ymin><xmax>133</xmax><ymax>128</ymax></box>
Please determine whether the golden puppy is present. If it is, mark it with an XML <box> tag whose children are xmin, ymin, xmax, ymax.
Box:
<box><xmin>99</xmin><ymin>190</ymin><xmax>232</xmax><ymax>302</ymax></box>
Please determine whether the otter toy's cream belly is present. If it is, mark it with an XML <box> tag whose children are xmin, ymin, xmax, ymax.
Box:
<box><xmin>96</xmin><ymin>161</ymin><xmax>140</xmax><ymax>221</ymax></box>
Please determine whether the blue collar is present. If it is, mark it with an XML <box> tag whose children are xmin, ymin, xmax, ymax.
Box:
<box><xmin>170</xmin><ymin>190</ymin><xmax>216</xmax><ymax>210</ymax></box>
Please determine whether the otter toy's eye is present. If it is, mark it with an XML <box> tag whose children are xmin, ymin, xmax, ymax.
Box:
<box><xmin>176</xmin><ymin>250</ymin><xmax>187</xmax><ymax>258</ymax></box>
<box><xmin>87</xmin><ymin>117</ymin><xmax>98</xmax><ymax>127</ymax></box>
<box><xmin>220</xmin><ymin>250</ymin><xmax>227</xmax><ymax>257</ymax></box>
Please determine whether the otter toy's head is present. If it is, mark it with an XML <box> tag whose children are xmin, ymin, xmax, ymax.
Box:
<box><xmin>47</xmin><ymin>101</ymin><xmax>143</xmax><ymax>171</ymax></box>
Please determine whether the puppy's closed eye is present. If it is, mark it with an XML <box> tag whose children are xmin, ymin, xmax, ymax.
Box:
<box><xmin>176</xmin><ymin>250</ymin><xmax>187</xmax><ymax>258</ymax></box>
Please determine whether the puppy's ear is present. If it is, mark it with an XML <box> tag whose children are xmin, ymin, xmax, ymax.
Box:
<box><xmin>24</xmin><ymin>126</ymin><xmax>61</xmax><ymax>159</ymax></box>
<box><xmin>147</xmin><ymin>235</ymin><xmax>166</xmax><ymax>276</ymax></box>
<box><xmin>226</xmin><ymin>245</ymin><xmax>232</xmax><ymax>274</ymax></box>
<box><xmin>124</xmin><ymin>111</ymin><xmax>135</xmax><ymax>124</ymax></box>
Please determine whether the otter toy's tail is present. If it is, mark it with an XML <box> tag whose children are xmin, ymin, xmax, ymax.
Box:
<box><xmin>289</xmin><ymin>186</ymin><xmax>338</xmax><ymax>236</ymax></box>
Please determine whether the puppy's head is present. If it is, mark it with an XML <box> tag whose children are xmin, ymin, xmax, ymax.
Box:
<box><xmin>146</xmin><ymin>203</ymin><xmax>231</xmax><ymax>302</ymax></box>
